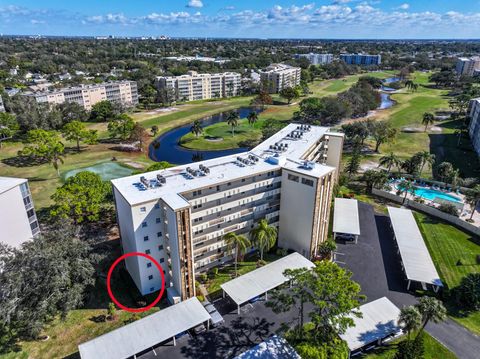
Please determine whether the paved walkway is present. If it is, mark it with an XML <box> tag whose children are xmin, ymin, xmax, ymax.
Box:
<box><xmin>336</xmin><ymin>202</ymin><xmax>480</xmax><ymax>359</ymax></box>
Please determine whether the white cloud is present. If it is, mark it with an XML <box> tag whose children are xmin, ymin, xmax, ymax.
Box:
<box><xmin>186</xmin><ymin>0</ymin><xmax>203</xmax><ymax>8</ymax></box>
<box><xmin>397</xmin><ymin>3</ymin><xmax>410</xmax><ymax>10</ymax></box>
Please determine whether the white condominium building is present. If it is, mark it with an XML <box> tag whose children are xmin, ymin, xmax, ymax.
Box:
<box><xmin>456</xmin><ymin>57</ymin><xmax>480</xmax><ymax>77</ymax></box>
<box><xmin>111</xmin><ymin>124</ymin><xmax>344</xmax><ymax>301</ymax></box>
<box><xmin>155</xmin><ymin>71</ymin><xmax>241</xmax><ymax>102</ymax></box>
<box><xmin>260</xmin><ymin>64</ymin><xmax>302</xmax><ymax>94</ymax></box>
<box><xmin>23</xmin><ymin>81</ymin><xmax>139</xmax><ymax>111</ymax></box>
<box><xmin>0</xmin><ymin>177</ymin><xmax>40</xmax><ymax>248</ymax></box>
<box><xmin>295</xmin><ymin>53</ymin><xmax>334</xmax><ymax>65</ymax></box>
<box><xmin>468</xmin><ymin>98</ymin><xmax>480</xmax><ymax>155</ymax></box>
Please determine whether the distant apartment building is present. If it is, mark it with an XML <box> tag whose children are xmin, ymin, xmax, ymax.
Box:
<box><xmin>23</xmin><ymin>81</ymin><xmax>139</xmax><ymax>111</ymax></box>
<box><xmin>468</xmin><ymin>98</ymin><xmax>480</xmax><ymax>155</ymax></box>
<box><xmin>295</xmin><ymin>53</ymin><xmax>334</xmax><ymax>65</ymax></box>
<box><xmin>340</xmin><ymin>54</ymin><xmax>382</xmax><ymax>66</ymax></box>
<box><xmin>111</xmin><ymin>124</ymin><xmax>344</xmax><ymax>300</ymax></box>
<box><xmin>0</xmin><ymin>95</ymin><xmax>5</xmax><ymax>112</ymax></box>
<box><xmin>260</xmin><ymin>64</ymin><xmax>302</xmax><ymax>93</ymax></box>
<box><xmin>456</xmin><ymin>57</ymin><xmax>480</xmax><ymax>77</ymax></box>
<box><xmin>0</xmin><ymin>177</ymin><xmax>40</xmax><ymax>248</ymax></box>
<box><xmin>155</xmin><ymin>71</ymin><xmax>241</xmax><ymax>102</ymax></box>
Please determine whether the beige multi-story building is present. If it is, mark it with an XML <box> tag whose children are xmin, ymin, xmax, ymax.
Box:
<box><xmin>456</xmin><ymin>57</ymin><xmax>480</xmax><ymax>77</ymax></box>
<box><xmin>155</xmin><ymin>71</ymin><xmax>241</xmax><ymax>102</ymax></box>
<box><xmin>111</xmin><ymin>124</ymin><xmax>343</xmax><ymax>301</ymax></box>
<box><xmin>468</xmin><ymin>98</ymin><xmax>480</xmax><ymax>155</ymax></box>
<box><xmin>23</xmin><ymin>81</ymin><xmax>139</xmax><ymax>110</ymax></box>
<box><xmin>260</xmin><ymin>64</ymin><xmax>302</xmax><ymax>94</ymax></box>
<box><xmin>0</xmin><ymin>177</ymin><xmax>40</xmax><ymax>248</ymax></box>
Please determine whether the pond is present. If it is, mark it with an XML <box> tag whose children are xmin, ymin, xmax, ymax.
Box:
<box><xmin>149</xmin><ymin>107</ymin><xmax>264</xmax><ymax>165</ymax></box>
<box><xmin>63</xmin><ymin>162</ymin><xmax>134</xmax><ymax>181</ymax></box>
<box><xmin>378</xmin><ymin>92</ymin><xmax>394</xmax><ymax>110</ymax></box>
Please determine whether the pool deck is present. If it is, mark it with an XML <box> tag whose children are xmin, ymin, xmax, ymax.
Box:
<box><xmin>387</xmin><ymin>181</ymin><xmax>480</xmax><ymax>226</ymax></box>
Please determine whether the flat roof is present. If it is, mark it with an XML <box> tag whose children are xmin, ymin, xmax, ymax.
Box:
<box><xmin>78</xmin><ymin>297</ymin><xmax>211</xmax><ymax>359</ymax></box>
<box><xmin>235</xmin><ymin>335</ymin><xmax>301</xmax><ymax>359</ymax></box>
<box><xmin>387</xmin><ymin>207</ymin><xmax>443</xmax><ymax>287</ymax></box>
<box><xmin>333</xmin><ymin>198</ymin><xmax>361</xmax><ymax>236</ymax></box>
<box><xmin>340</xmin><ymin>297</ymin><xmax>402</xmax><ymax>352</ymax></box>
<box><xmin>0</xmin><ymin>177</ymin><xmax>27</xmax><ymax>195</ymax></box>
<box><xmin>111</xmin><ymin>124</ymin><xmax>338</xmax><ymax>207</ymax></box>
<box><xmin>220</xmin><ymin>252</ymin><xmax>315</xmax><ymax>306</ymax></box>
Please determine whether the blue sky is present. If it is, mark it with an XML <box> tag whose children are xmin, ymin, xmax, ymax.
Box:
<box><xmin>1</xmin><ymin>1</ymin><xmax>480</xmax><ymax>38</ymax></box>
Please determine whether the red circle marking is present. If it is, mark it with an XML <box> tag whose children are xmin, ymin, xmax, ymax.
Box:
<box><xmin>107</xmin><ymin>252</ymin><xmax>165</xmax><ymax>313</ymax></box>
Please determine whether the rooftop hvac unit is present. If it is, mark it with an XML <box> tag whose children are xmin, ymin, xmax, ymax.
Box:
<box><xmin>140</xmin><ymin>176</ymin><xmax>150</xmax><ymax>188</ymax></box>
<box><xmin>204</xmin><ymin>168</ymin><xmax>210</xmax><ymax>174</ymax></box>
<box><xmin>157</xmin><ymin>174</ymin><xmax>166</xmax><ymax>184</ymax></box>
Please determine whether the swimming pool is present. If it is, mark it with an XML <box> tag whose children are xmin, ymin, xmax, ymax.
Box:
<box><xmin>412</xmin><ymin>187</ymin><xmax>462</xmax><ymax>203</ymax></box>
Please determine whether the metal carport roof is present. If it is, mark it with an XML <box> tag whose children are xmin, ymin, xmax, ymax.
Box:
<box><xmin>340</xmin><ymin>297</ymin><xmax>402</xmax><ymax>352</ymax></box>
<box><xmin>333</xmin><ymin>198</ymin><xmax>361</xmax><ymax>236</ymax></box>
<box><xmin>387</xmin><ymin>207</ymin><xmax>443</xmax><ymax>287</ymax></box>
<box><xmin>220</xmin><ymin>252</ymin><xmax>315</xmax><ymax>306</ymax></box>
<box><xmin>78</xmin><ymin>297</ymin><xmax>211</xmax><ymax>359</ymax></box>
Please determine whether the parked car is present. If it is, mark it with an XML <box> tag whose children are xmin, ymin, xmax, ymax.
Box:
<box><xmin>336</xmin><ymin>233</ymin><xmax>356</xmax><ymax>241</ymax></box>
<box><xmin>202</xmin><ymin>301</ymin><xmax>224</xmax><ymax>327</ymax></box>
<box><xmin>191</xmin><ymin>324</ymin><xmax>206</xmax><ymax>335</ymax></box>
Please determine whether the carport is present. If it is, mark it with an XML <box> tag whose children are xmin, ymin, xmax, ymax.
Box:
<box><xmin>220</xmin><ymin>252</ymin><xmax>315</xmax><ymax>314</ymax></box>
<box><xmin>78</xmin><ymin>297</ymin><xmax>211</xmax><ymax>359</ymax></box>
<box><xmin>333</xmin><ymin>198</ymin><xmax>361</xmax><ymax>243</ymax></box>
<box><xmin>340</xmin><ymin>297</ymin><xmax>402</xmax><ymax>357</ymax></box>
<box><xmin>387</xmin><ymin>207</ymin><xmax>443</xmax><ymax>292</ymax></box>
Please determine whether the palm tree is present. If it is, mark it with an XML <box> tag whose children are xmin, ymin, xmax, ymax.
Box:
<box><xmin>226</xmin><ymin>111</ymin><xmax>239</xmax><ymax>136</ymax></box>
<box><xmin>250</xmin><ymin>219</ymin><xmax>277</xmax><ymax>261</ymax></box>
<box><xmin>247</xmin><ymin>111</ymin><xmax>258</xmax><ymax>127</ymax></box>
<box><xmin>465</xmin><ymin>185</ymin><xmax>480</xmax><ymax>220</ymax></box>
<box><xmin>417</xmin><ymin>151</ymin><xmax>435</xmax><ymax>176</ymax></box>
<box><xmin>397</xmin><ymin>180</ymin><xmax>416</xmax><ymax>204</ymax></box>
<box><xmin>399</xmin><ymin>306</ymin><xmax>422</xmax><ymax>339</ymax></box>
<box><xmin>379</xmin><ymin>152</ymin><xmax>401</xmax><ymax>173</ymax></box>
<box><xmin>361</xmin><ymin>170</ymin><xmax>389</xmax><ymax>194</ymax></box>
<box><xmin>224</xmin><ymin>232</ymin><xmax>251</xmax><ymax>277</ymax></box>
<box><xmin>422</xmin><ymin>113</ymin><xmax>435</xmax><ymax>132</ymax></box>
<box><xmin>416</xmin><ymin>297</ymin><xmax>447</xmax><ymax>334</ymax></box>
<box><xmin>190</xmin><ymin>120</ymin><xmax>203</xmax><ymax>137</ymax></box>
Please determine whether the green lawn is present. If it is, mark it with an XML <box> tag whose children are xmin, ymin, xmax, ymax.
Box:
<box><xmin>365</xmin><ymin>332</ymin><xmax>457</xmax><ymax>359</ymax></box>
<box><xmin>414</xmin><ymin>213</ymin><xmax>480</xmax><ymax>334</ymax></box>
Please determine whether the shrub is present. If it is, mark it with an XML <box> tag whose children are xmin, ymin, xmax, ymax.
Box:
<box><xmin>107</xmin><ymin>302</ymin><xmax>117</xmax><ymax>320</ymax></box>
<box><xmin>295</xmin><ymin>338</ymin><xmax>349</xmax><ymax>359</ymax></box>
<box><xmin>199</xmin><ymin>274</ymin><xmax>208</xmax><ymax>283</ymax></box>
<box><xmin>394</xmin><ymin>334</ymin><xmax>425</xmax><ymax>359</ymax></box>
<box><xmin>197</xmin><ymin>295</ymin><xmax>205</xmax><ymax>302</ymax></box>
<box><xmin>212</xmin><ymin>268</ymin><xmax>219</xmax><ymax>276</ymax></box>
<box><xmin>454</xmin><ymin>273</ymin><xmax>480</xmax><ymax>310</ymax></box>
<box><xmin>438</xmin><ymin>203</ymin><xmax>459</xmax><ymax>217</ymax></box>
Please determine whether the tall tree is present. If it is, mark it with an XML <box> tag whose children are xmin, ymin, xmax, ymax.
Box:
<box><xmin>436</xmin><ymin>162</ymin><xmax>454</xmax><ymax>185</ymax></box>
<box><xmin>226</xmin><ymin>111</ymin><xmax>240</xmax><ymax>137</ymax></box>
<box><xmin>190</xmin><ymin>120</ymin><xmax>203</xmax><ymax>137</ymax></box>
<box><xmin>19</xmin><ymin>129</ymin><xmax>65</xmax><ymax>176</ymax></box>
<box><xmin>249</xmin><ymin>219</ymin><xmax>277</xmax><ymax>260</ymax></box>
<box><xmin>416</xmin><ymin>296</ymin><xmax>446</xmax><ymax>334</ymax></box>
<box><xmin>129</xmin><ymin>123</ymin><xmax>150</xmax><ymax>152</ymax></box>
<box><xmin>61</xmin><ymin>120</ymin><xmax>97</xmax><ymax>152</ymax></box>
<box><xmin>107</xmin><ymin>114</ymin><xmax>135</xmax><ymax>140</ymax></box>
<box><xmin>465</xmin><ymin>185</ymin><xmax>480</xmax><ymax>220</ymax></box>
<box><xmin>90</xmin><ymin>100</ymin><xmax>115</xmax><ymax>122</ymax></box>
<box><xmin>368</xmin><ymin>121</ymin><xmax>397</xmax><ymax>153</ymax></box>
<box><xmin>379</xmin><ymin>152</ymin><xmax>401</xmax><ymax>173</ymax></box>
<box><xmin>247</xmin><ymin>111</ymin><xmax>258</xmax><ymax>127</ymax></box>
<box><xmin>416</xmin><ymin>151</ymin><xmax>435</xmax><ymax>176</ymax></box>
<box><xmin>422</xmin><ymin>113</ymin><xmax>435</xmax><ymax>132</ymax></box>
<box><xmin>0</xmin><ymin>113</ymin><xmax>19</xmax><ymax>149</ymax></box>
<box><xmin>279</xmin><ymin>87</ymin><xmax>300</xmax><ymax>105</ymax></box>
<box><xmin>396</xmin><ymin>180</ymin><xmax>416</xmax><ymax>204</ymax></box>
<box><xmin>50</xmin><ymin>171</ymin><xmax>111</xmax><ymax>223</ymax></box>
<box><xmin>223</xmin><ymin>233</ymin><xmax>251</xmax><ymax>277</ymax></box>
<box><xmin>398</xmin><ymin>306</ymin><xmax>422</xmax><ymax>339</ymax></box>
<box><xmin>361</xmin><ymin>170</ymin><xmax>389</xmax><ymax>193</ymax></box>
<box><xmin>0</xmin><ymin>223</ymin><xmax>98</xmax><ymax>339</ymax></box>
<box><xmin>345</xmin><ymin>146</ymin><xmax>362</xmax><ymax>178</ymax></box>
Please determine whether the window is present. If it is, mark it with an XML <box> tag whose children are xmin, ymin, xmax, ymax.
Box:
<box><xmin>145</xmin><ymin>249</ymin><xmax>151</xmax><ymax>254</ymax></box>
<box><xmin>288</xmin><ymin>174</ymin><xmax>299</xmax><ymax>182</ymax></box>
<box><xmin>140</xmin><ymin>207</ymin><xmax>146</xmax><ymax>213</ymax></box>
<box><xmin>154</xmin><ymin>203</ymin><xmax>160</xmax><ymax>209</ymax></box>
<box><xmin>302</xmin><ymin>178</ymin><xmax>314</xmax><ymax>187</ymax></box>
<box><xmin>156</xmin><ymin>218</ymin><xmax>161</xmax><ymax>223</ymax></box>
<box><xmin>147</xmin><ymin>263</ymin><xmax>152</xmax><ymax>268</ymax></box>
<box><xmin>142</xmin><ymin>222</ymin><xmax>148</xmax><ymax>228</ymax></box>
<box><xmin>157</xmin><ymin>232</ymin><xmax>162</xmax><ymax>238</ymax></box>
<box><xmin>150</xmin><ymin>287</ymin><xmax>155</xmax><ymax>292</ymax></box>
<box><xmin>148</xmin><ymin>275</ymin><xmax>153</xmax><ymax>280</ymax></box>
<box><xmin>160</xmin><ymin>258</ymin><xmax>165</xmax><ymax>263</ymax></box>
<box><xmin>144</xmin><ymin>236</ymin><xmax>149</xmax><ymax>242</ymax></box>
<box><xmin>216</xmin><ymin>185</ymin><xmax>220</xmax><ymax>191</ymax></box>
<box><xmin>158</xmin><ymin>245</ymin><xmax>164</xmax><ymax>251</ymax></box>
<box><xmin>241</xmin><ymin>178</ymin><xmax>245</xmax><ymax>182</ymax></box>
